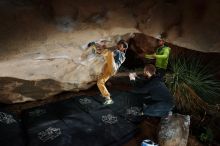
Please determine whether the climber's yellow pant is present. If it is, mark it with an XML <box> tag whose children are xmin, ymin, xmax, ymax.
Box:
<box><xmin>97</xmin><ymin>50</ymin><xmax>115</xmax><ymax>100</ymax></box>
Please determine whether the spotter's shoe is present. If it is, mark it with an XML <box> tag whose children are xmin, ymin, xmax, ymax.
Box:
<box><xmin>141</xmin><ymin>139</ymin><xmax>158</xmax><ymax>146</ymax></box>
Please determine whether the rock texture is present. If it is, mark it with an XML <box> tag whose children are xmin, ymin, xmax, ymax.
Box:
<box><xmin>0</xmin><ymin>0</ymin><xmax>219</xmax><ymax>103</ymax></box>
<box><xmin>158</xmin><ymin>114</ymin><xmax>190</xmax><ymax>146</ymax></box>
<box><xmin>0</xmin><ymin>33</ymin><xmax>134</xmax><ymax>103</ymax></box>
<box><xmin>133</xmin><ymin>0</ymin><xmax>220</xmax><ymax>52</ymax></box>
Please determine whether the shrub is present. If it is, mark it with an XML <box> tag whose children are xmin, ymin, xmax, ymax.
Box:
<box><xmin>165</xmin><ymin>56</ymin><xmax>220</xmax><ymax>114</ymax></box>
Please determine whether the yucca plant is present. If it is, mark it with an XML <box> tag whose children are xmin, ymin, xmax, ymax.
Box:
<box><xmin>165</xmin><ymin>56</ymin><xmax>220</xmax><ymax>115</ymax></box>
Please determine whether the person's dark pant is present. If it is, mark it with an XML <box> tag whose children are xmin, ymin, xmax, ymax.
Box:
<box><xmin>156</xmin><ymin>68</ymin><xmax>166</xmax><ymax>79</ymax></box>
<box><xmin>143</xmin><ymin>99</ymin><xmax>174</xmax><ymax>117</ymax></box>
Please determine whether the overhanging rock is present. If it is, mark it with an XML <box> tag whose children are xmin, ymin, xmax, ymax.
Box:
<box><xmin>0</xmin><ymin>33</ymin><xmax>135</xmax><ymax>104</ymax></box>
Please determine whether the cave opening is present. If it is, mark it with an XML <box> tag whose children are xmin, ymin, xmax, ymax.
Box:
<box><xmin>120</xmin><ymin>33</ymin><xmax>157</xmax><ymax>71</ymax></box>
<box><xmin>121</xmin><ymin>38</ymin><xmax>146</xmax><ymax>71</ymax></box>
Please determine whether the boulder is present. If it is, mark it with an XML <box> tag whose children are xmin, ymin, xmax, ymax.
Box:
<box><xmin>0</xmin><ymin>33</ymin><xmax>136</xmax><ymax>104</ymax></box>
<box><xmin>158</xmin><ymin>113</ymin><xmax>190</xmax><ymax>146</ymax></box>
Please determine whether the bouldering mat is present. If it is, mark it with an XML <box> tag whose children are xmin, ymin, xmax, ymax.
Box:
<box><xmin>52</xmin><ymin>98</ymin><xmax>84</xmax><ymax>118</ymax></box>
<box><xmin>62</xmin><ymin>111</ymin><xmax>116</xmax><ymax>146</ymax></box>
<box><xmin>22</xmin><ymin>104</ymin><xmax>73</xmax><ymax>146</ymax></box>
<box><xmin>73</xmin><ymin>95</ymin><xmax>104</xmax><ymax>113</ymax></box>
<box><xmin>26</xmin><ymin>120</ymin><xmax>72</xmax><ymax>146</ymax></box>
<box><xmin>0</xmin><ymin>109</ymin><xmax>25</xmax><ymax>146</ymax></box>
<box><xmin>99</xmin><ymin>91</ymin><xmax>144</xmax><ymax>123</ymax></box>
<box><xmin>22</xmin><ymin>104</ymin><xmax>60</xmax><ymax>129</ymax></box>
<box><xmin>89</xmin><ymin>108</ymin><xmax>137</xmax><ymax>145</ymax></box>
<box><xmin>22</xmin><ymin>92</ymin><xmax>137</xmax><ymax>146</ymax></box>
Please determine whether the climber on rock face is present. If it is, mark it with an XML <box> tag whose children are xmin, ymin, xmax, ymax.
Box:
<box><xmin>80</xmin><ymin>41</ymin><xmax>105</xmax><ymax>61</ymax></box>
<box><xmin>97</xmin><ymin>40</ymin><xmax>128</xmax><ymax>105</ymax></box>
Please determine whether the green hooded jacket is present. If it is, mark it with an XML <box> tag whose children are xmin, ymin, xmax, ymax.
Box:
<box><xmin>145</xmin><ymin>46</ymin><xmax>171</xmax><ymax>69</ymax></box>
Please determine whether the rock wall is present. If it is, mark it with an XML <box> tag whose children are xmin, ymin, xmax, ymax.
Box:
<box><xmin>0</xmin><ymin>0</ymin><xmax>219</xmax><ymax>103</ymax></box>
<box><xmin>133</xmin><ymin>0</ymin><xmax>220</xmax><ymax>53</ymax></box>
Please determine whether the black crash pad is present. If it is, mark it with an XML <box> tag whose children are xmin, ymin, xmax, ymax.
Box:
<box><xmin>26</xmin><ymin>120</ymin><xmax>72</xmax><ymax>146</ymax></box>
<box><xmin>89</xmin><ymin>108</ymin><xmax>137</xmax><ymax>145</ymax></box>
<box><xmin>22</xmin><ymin>94</ymin><xmax>137</xmax><ymax>146</ymax></box>
<box><xmin>0</xmin><ymin>109</ymin><xmax>25</xmax><ymax>146</ymax></box>
<box><xmin>105</xmin><ymin>91</ymin><xmax>144</xmax><ymax>123</ymax></box>
<box><xmin>73</xmin><ymin>95</ymin><xmax>104</xmax><ymax>113</ymax></box>
<box><xmin>22</xmin><ymin>104</ymin><xmax>73</xmax><ymax>146</ymax></box>
<box><xmin>22</xmin><ymin>104</ymin><xmax>60</xmax><ymax>129</ymax></box>
<box><xmin>0</xmin><ymin>89</ymin><xmax>174</xmax><ymax>146</ymax></box>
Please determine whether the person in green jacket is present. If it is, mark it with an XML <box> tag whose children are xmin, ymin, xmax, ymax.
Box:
<box><xmin>145</xmin><ymin>39</ymin><xmax>171</xmax><ymax>78</ymax></box>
